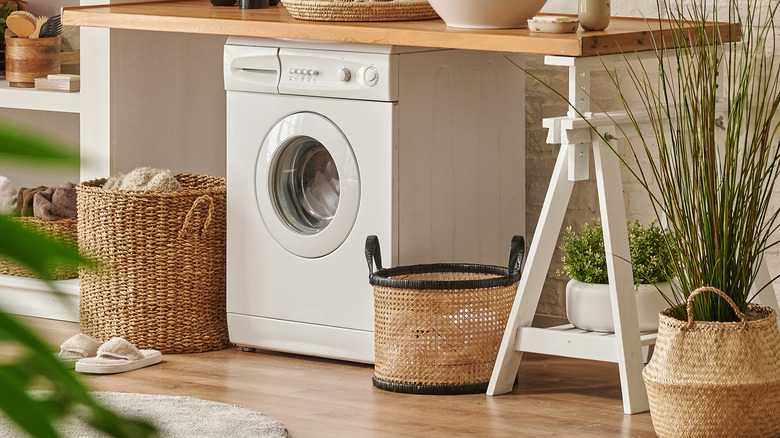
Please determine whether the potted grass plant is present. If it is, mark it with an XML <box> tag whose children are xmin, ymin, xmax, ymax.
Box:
<box><xmin>559</xmin><ymin>219</ymin><xmax>672</xmax><ymax>333</ymax></box>
<box><xmin>564</xmin><ymin>0</ymin><xmax>780</xmax><ymax>435</ymax></box>
<box><xmin>512</xmin><ymin>0</ymin><xmax>780</xmax><ymax>434</ymax></box>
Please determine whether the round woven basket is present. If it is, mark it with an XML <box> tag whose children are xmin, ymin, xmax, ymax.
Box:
<box><xmin>282</xmin><ymin>0</ymin><xmax>439</xmax><ymax>22</ymax></box>
<box><xmin>643</xmin><ymin>287</ymin><xmax>780</xmax><ymax>437</ymax></box>
<box><xmin>366</xmin><ymin>235</ymin><xmax>523</xmax><ymax>394</ymax></box>
<box><xmin>0</xmin><ymin>216</ymin><xmax>78</xmax><ymax>280</ymax></box>
<box><xmin>76</xmin><ymin>174</ymin><xmax>230</xmax><ymax>354</ymax></box>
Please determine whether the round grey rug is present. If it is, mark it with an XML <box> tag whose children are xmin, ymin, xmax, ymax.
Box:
<box><xmin>1</xmin><ymin>392</ymin><xmax>288</xmax><ymax>438</ymax></box>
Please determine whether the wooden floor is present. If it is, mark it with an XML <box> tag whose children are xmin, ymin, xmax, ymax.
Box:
<box><xmin>6</xmin><ymin>317</ymin><xmax>657</xmax><ymax>438</ymax></box>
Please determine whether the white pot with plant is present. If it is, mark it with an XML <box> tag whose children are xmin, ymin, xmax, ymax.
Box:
<box><xmin>559</xmin><ymin>219</ymin><xmax>671</xmax><ymax>333</ymax></box>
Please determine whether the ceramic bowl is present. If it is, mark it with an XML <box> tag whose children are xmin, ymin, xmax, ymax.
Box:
<box><xmin>527</xmin><ymin>16</ymin><xmax>579</xmax><ymax>33</ymax></box>
<box><xmin>428</xmin><ymin>0</ymin><xmax>549</xmax><ymax>29</ymax></box>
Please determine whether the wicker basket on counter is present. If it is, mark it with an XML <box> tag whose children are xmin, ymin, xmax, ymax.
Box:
<box><xmin>282</xmin><ymin>0</ymin><xmax>439</xmax><ymax>22</ymax></box>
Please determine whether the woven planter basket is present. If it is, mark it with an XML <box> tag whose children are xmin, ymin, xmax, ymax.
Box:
<box><xmin>0</xmin><ymin>216</ymin><xmax>78</xmax><ymax>280</ymax></box>
<box><xmin>643</xmin><ymin>287</ymin><xmax>780</xmax><ymax>437</ymax></box>
<box><xmin>366</xmin><ymin>235</ymin><xmax>523</xmax><ymax>394</ymax></box>
<box><xmin>76</xmin><ymin>174</ymin><xmax>230</xmax><ymax>354</ymax></box>
<box><xmin>282</xmin><ymin>0</ymin><xmax>438</xmax><ymax>22</ymax></box>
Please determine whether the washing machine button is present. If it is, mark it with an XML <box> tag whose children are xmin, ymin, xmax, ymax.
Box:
<box><xmin>337</xmin><ymin>68</ymin><xmax>352</xmax><ymax>82</ymax></box>
<box><xmin>363</xmin><ymin>66</ymin><xmax>379</xmax><ymax>87</ymax></box>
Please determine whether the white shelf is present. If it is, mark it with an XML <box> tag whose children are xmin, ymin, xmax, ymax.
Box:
<box><xmin>0</xmin><ymin>79</ymin><xmax>80</xmax><ymax>114</ymax></box>
<box><xmin>0</xmin><ymin>274</ymin><xmax>79</xmax><ymax>322</ymax></box>
<box><xmin>516</xmin><ymin>324</ymin><xmax>657</xmax><ymax>363</ymax></box>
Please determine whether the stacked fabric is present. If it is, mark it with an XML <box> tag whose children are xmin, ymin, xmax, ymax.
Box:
<box><xmin>0</xmin><ymin>168</ymin><xmax>181</xmax><ymax>219</ymax></box>
<box><xmin>0</xmin><ymin>176</ymin><xmax>76</xmax><ymax>220</ymax></box>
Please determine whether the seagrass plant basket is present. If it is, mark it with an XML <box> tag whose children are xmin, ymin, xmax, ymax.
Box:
<box><xmin>366</xmin><ymin>234</ymin><xmax>524</xmax><ymax>394</ymax></box>
<box><xmin>76</xmin><ymin>174</ymin><xmax>230</xmax><ymax>353</ymax></box>
<box><xmin>642</xmin><ymin>287</ymin><xmax>780</xmax><ymax>437</ymax></box>
<box><xmin>0</xmin><ymin>216</ymin><xmax>78</xmax><ymax>280</ymax></box>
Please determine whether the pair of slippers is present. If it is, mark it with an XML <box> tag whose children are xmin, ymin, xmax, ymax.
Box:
<box><xmin>58</xmin><ymin>334</ymin><xmax>162</xmax><ymax>374</ymax></box>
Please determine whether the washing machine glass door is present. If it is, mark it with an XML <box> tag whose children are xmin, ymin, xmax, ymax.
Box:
<box><xmin>256</xmin><ymin>112</ymin><xmax>360</xmax><ymax>258</ymax></box>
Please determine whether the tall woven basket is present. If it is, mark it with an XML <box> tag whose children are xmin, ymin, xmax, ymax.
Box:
<box><xmin>76</xmin><ymin>174</ymin><xmax>230</xmax><ymax>354</ymax></box>
<box><xmin>366</xmin><ymin>235</ymin><xmax>523</xmax><ymax>394</ymax></box>
<box><xmin>642</xmin><ymin>287</ymin><xmax>780</xmax><ymax>437</ymax></box>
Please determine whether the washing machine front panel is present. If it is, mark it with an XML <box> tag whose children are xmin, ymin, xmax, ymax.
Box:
<box><xmin>227</xmin><ymin>92</ymin><xmax>396</xmax><ymax>360</ymax></box>
<box><xmin>256</xmin><ymin>112</ymin><xmax>360</xmax><ymax>258</ymax></box>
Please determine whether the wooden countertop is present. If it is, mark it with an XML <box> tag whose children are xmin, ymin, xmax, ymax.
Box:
<box><xmin>62</xmin><ymin>0</ymin><xmax>735</xmax><ymax>57</ymax></box>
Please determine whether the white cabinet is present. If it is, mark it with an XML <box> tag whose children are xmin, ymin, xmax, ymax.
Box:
<box><xmin>0</xmin><ymin>0</ymin><xmax>228</xmax><ymax>320</ymax></box>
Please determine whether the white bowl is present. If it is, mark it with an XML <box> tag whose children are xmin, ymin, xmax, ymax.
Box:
<box><xmin>428</xmin><ymin>0</ymin><xmax>549</xmax><ymax>29</ymax></box>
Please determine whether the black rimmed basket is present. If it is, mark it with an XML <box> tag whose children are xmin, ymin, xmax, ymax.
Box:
<box><xmin>366</xmin><ymin>235</ymin><xmax>524</xmax><ymax>395</ymax></box>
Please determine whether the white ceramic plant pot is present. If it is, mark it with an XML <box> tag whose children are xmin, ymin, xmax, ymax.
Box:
<box><xmin>565</xmin><ymin>279</ymin><xmax>672</xmax><ymax>333</ymax></box>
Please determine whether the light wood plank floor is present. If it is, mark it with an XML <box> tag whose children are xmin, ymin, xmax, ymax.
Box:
<box><xmin>6</xmin><ymin>317</ymin><xmax>656</xmax><ymax>437</ymax></box>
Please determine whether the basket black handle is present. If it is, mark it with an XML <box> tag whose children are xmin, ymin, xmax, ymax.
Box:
<box><xmin>365</xmin><ymin>235</ymin><xmax>383</xmax><ymax>278</ymax></box>
<box><xmin>507</xmin><ymin>235</ymin><xmax>525</xmax><ymax>275</ymax></box>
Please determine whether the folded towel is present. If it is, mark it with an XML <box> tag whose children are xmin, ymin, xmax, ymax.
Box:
<box><xmin>17</xmin><ymin>186</ymin><xmax>47</xmax><ymax>217</ymax></box>
<box><xmin>0</xmin><ymin>176</ymin><xmax>17</xmax><ymax>214</ymax></box>
<box><xmin>33</xmin><ymin>182</ymin><xmax>77</xmax><ymax>220</ymax></box>
<box><xmin>103</xmin><ymin>167</ymin><xmax>181</xmax><ymax>192</ymax></box>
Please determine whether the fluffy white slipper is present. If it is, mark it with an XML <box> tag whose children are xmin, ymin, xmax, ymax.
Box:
<box><xmin>58</xmin><ymin>333</ymin><xmax>102</xmax><ymax>368</ymax></box>
<box><xmin>75</xmin><ymin>337</ymin><xmax>162</xmax><ymax>374</ymax></box>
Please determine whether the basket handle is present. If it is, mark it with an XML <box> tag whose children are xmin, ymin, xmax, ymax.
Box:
<box><xmin>365</xmin><ymin>235</ymin><xmax>383</xmax><ymax>278</ymax></box>
<box><xmin>179</xmin><ymin>195</ymin><xmax>215</xmax><ymax>238</ymax></box>
<box><xmin>507</xmin><ymin>235</ymin><xmax>525</xmax><ymax>275</ymax></box>
<box><xmin>686</xmin><ymin>286</ymin><xmax>747</xmax><ymax>328</ymax></box>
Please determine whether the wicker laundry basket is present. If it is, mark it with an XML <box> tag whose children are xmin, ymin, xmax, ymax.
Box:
<box><xmin>366</xmin><ymin>235</ymin><xmax>524</xmax><ymax>394</ymax></box>
<box><xmin>282</xmin><ymin>0</ymin><xmax>439</xmax><ymax>22</ymax></box>
<box><xmin>76</xmin><ymin>174</ymin><xmax>230</xmax><ymax>354</ymax></box>
<box><xmin>642</xmin><ymin>287</ymin><xmax>780</xmax><ymax>437</ymax></box>
<box><xmin>0</xmin><ymin>216</ymin><xmax>78</xmax><ymax>280</ymax></box>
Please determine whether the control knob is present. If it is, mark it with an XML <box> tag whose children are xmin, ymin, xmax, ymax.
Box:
<box><xmin>363</xmin><ymin>66</ymin><xmax>379</xmax><ymax>87</ymax></box>
<box><xmin>337</xmin><ymin>67</ymin><xmax>352</xmax><ymax>82</ymax></box>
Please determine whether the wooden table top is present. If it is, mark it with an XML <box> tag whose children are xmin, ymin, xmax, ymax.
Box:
<box><xmin>62</xmin><ymin>0</ymin><xmax>736</xmax><ymax>57</ymax></box>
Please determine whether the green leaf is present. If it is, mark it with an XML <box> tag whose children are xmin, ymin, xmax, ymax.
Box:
<box><xmin>0</xmin><ymin>366</ymin><xmax>59</xmax><ymax>438</ymax></box>
<box><xmin>0</xmin><ymin>122</ymin><xmax>79</xmax><ymax>168</ymax></box>
<box><xmin>0</xmin><ymin>215</ymin><xmax>87</xmax><ymax>281</ymax></box>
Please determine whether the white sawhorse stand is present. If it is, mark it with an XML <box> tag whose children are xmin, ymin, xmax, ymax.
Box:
<box><xmin>486</xmin><ymin>54</ymin><xmax>780</xmax><ymax>414</ymax></box>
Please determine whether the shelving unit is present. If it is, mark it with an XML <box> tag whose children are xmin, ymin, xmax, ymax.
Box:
<box><xmin>0</xmin><ymin>275</ymin><xmax>79</xmax><ymax>322</ymax></box>
<box><xmin>0</xmin><ymin>0</ymin><xmax>87</xmax><ymax>320</ymax></box>
<box><xmin>1</xmin><ymin>0</ymin><xmax>227</xmax><ymax>322</ymax></box>
<box><xmin>0</xmin><ymin>81</ymin><xmax>80</xmax><ymax>113</ymax></box>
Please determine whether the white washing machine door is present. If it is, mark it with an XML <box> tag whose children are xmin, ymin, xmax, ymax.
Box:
<box><xmin>256</xmin><ymin>112</ymin><xmax>360</xmax><ymax>258</ymax></box>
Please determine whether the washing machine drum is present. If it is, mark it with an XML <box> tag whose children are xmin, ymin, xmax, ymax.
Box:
<box><xmin>256</xmin><ymin>112</ymin><xmax>360</xmax><ymax>258</ymax></box>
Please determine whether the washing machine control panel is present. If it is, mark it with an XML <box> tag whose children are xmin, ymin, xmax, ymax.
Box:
<box><xmin>278</xmin><ymin>48</ymin><xmax>397</xmax><ymax>102</ymax></box>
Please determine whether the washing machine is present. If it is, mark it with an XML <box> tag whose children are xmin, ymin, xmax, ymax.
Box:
<box><xmin>224</xmin><ymin>37</ymin><xmax>526</xmax><ymax>363</ymax></box>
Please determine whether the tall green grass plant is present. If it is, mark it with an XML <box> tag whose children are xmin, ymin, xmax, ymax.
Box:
<box><xmin>611</xmin><ymin>0</ymin><xmax>780</xmax><ymax>322</ymax></box>
<box><xmin>518</xmin><ymin>0</ymin><xmax>780</xmax><ymax>322</ymax></box>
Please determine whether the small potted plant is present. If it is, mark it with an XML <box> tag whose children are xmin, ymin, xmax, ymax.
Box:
<box><xmin>558</xmin><ymin>218</ymin><xmax>672</xmax><ymax>332</ymax></box>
